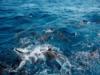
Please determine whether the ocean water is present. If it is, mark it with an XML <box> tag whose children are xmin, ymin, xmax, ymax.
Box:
<box><xmin>0</xmin><ymin>0</ymin><xmax>100</xmax><ymax>75</ymax></box>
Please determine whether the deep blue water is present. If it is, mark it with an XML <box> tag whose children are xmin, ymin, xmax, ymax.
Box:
<box><xmin>0</xmin><ymin>0</ymin><xmax>100</xmax><ymax>75</ymax></box>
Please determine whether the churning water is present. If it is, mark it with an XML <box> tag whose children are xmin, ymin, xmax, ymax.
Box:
<box><xmin>0</xmin><ymin>0</ymin><xmax>100</xmax><ymax>75</ymax></box>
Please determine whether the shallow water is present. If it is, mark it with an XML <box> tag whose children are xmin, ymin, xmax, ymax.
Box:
<box><xmin>0</xmin><ymin>0</ymin><xmax>100</xmax><ymax>75</ymax></box>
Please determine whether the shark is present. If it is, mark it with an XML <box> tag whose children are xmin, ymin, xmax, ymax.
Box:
<box><xmin>12</xmin><ymin>44</ymin><xmax>72</xmax><ymax>73</ymax></box>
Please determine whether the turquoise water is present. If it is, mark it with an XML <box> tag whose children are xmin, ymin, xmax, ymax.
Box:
<box><xmin>0</xmin><ymin>0</ymin><xmax>100</xmax><ymax>75</ymax></box>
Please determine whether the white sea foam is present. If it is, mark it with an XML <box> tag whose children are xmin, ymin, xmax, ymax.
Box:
<box><xmin>13</xmin><ymin>44</ymin><xmax>72</xmax><ymax>74</ymax></box>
